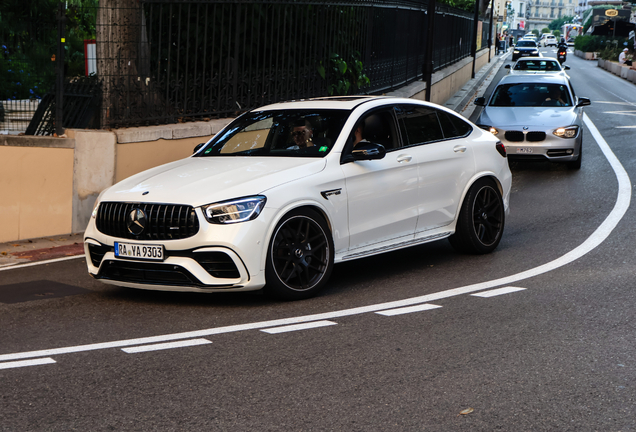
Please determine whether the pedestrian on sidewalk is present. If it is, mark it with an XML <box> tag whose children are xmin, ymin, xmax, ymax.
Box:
<box><xmin>619</xmin><ymin>48</ymin><xmax>628</xmax><ymax>64</ymax></box>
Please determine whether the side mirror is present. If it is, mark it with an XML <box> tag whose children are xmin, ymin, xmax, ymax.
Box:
<box><xmin>352</xmin><ymin>142</ymin><xmax>386</xmax><ymax>161</ymax></box>
<box><xmin>504</xmin><ymin>64</ymin><xmax>511</xmax><ymax>69</ymax></box>
<box><xmin>564</xmin><ymin>65</ymin><xmax>571</xmax><ymax>70</ymax></box>
<box><xmin>576</xmin><ymin>97</ymin><xmax>591</xmax><ymax>108</ymax></box>
<box><xmin>474</xmin><ymin>97</ymin><xmax>487</xmax><ymax>106</ymax></box>
<box><xmin>193</xmin><ymin>143</ymin><xmax>206</xmax><ymax>154</ymax></box>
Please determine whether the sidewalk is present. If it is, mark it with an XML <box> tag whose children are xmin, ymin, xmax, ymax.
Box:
<box><xmin>0</xmin><ymin>50</ymin><xmax>510</xmax><ymax>270</ymax></box>
<box><xmin>0</xmin><ymin>233</ymin><xmax>85</xmax><ymax>269</ymax></box>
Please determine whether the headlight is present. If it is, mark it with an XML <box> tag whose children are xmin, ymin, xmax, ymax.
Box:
<box><xmin>202</xmin><ymin>195</ymin><xmax>266</xmax><ymax>224</ymax></box>
<box><xmin>553</xmin><ymin>125</ymin><xmax>579</xmax><ymax>138</ymax></box>
<box><xmin>513</xmin><ymin>50</ymin><xmax>519</xmax><ymax>54</ymax></box>
<box><xmin>531</xmin><ymin>50</ymin><xmax>538</xmax><ymax>54</ymax></box>
<box><xmin>478</xmin><ymin>125</ymin><xmax>499</xmax><ymax>135</ymax></box>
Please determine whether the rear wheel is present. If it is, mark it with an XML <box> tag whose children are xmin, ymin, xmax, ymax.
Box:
<box><xmin>265</xmin><ymin>209</ymin><xmax>334</xmax><ymax>300</ymax></box>
<box><xmin>449</xmin><ymin>178</ymin><xmax>505</xmax><ymax>254</ymax></box>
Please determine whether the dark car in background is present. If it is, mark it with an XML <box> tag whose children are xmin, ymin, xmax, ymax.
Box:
<box><xmin>512</xmin><ymin>40</ymin><xmax>540</xmax><ymax>61</ymax></box>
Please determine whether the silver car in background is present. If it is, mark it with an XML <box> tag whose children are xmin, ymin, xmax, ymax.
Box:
<box><xmin>505</xmin><ymin>57</ymin><xmax>570</xmax><ymax>77</ymax></box>
<box><xmin>474</xmin><ymin>74</ymin><xmax>591</xmax><ymax>169</ymax></box>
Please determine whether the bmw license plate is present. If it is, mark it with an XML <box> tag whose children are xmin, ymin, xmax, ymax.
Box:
<box><xmin>115</xmin><ymin>242</ymin><xmax>164</xmax><ymax>261</ymax></box>
<box><xmin>517</xmin><ymin>147</ymin><xmax>533</xmax><ymax>153</ymax></box>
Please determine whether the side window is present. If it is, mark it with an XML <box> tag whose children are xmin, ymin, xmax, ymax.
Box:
<box><xmin>357</xmin><ymin>109</ymin><xmax>400</xmax><ymax>150</ymax></box>
<box><xmin>396</xmin><ymin>105</ymin><xmax>444</xmax><ymax>146</ymax></box>
<box><xmin>438</xmin><ymin>110</ymin><xmax>473</xmax><ymax>139</ymax></box>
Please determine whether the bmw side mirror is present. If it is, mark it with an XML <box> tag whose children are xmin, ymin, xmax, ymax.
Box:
<box><xmin>352</xmin><ymin>142</ymin><xmax>386</xmax><ymax>161</ymax></box>
<box><xmin>504</xmin><ymin>64</ymin><xmax>511</xmax><ymax>69</ymax></box>
<box><xmin>576</xmin><ymin>97</ymin><xmax>591</xmax><ymax>108</ymax></box>
<box><xmin>564</xmin><ymin>65</ymin><xmax>571</xmax><ymax>70</ymax></box>
<box><xmin>474</xmin><ymin>97</ymin><xmax>486</xmax><ymax>106</ymax></box>
<box><xmin>193</xmin><ymin>143</ymin><xmax>206</xmax><ymax>154</ymax></box>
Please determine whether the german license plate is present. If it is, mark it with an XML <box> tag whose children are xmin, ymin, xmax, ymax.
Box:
<box><xmin>517</xmin><ymin>147</ymin><xmax>533</xmax><ymax>153</ymax></box>
<box><xmin>114</xmin><ymin>242</ymin><xmax>164</xmax><ymax>261</ymax></box>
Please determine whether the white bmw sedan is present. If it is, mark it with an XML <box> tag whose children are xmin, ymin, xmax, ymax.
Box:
<box><xmin>84</xmin><ymin>96</ymin><xmax>512</xmax><ymax>300</ymax></box>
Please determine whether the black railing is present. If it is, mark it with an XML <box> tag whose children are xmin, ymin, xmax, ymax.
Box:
<box><xmin>4</xmin><ymin>1</ymin><xmax>491</xmax><ymax>133</ymax></box>
<box><xmin>97</xmin><ymin>0</ymin><xmax>488</xmax><ymax>129</ymax></box>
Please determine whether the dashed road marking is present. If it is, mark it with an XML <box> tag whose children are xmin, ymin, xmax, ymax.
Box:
<box><xmin>0</xmin><ymin>358</ymin><xmax>56</xmax><ymax>370</ymax></box>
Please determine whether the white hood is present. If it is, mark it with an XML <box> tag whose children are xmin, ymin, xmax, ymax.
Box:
<box><xmin>480</xmin><ymin>107</ymin><xmax>577</xmax><ymax>129</ymax></box>
<box><xmin>101</xmin><ymin>156</ymin><xmax>327</xmax><ymax>207</ymax></box>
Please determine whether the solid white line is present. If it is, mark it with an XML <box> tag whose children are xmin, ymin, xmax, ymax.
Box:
<box><xmin>471</xmin><ymin>286</ymin><xmax>526</xmax><ymax>298</ymax></box>
<box><xmin>0</xmin><ymin>255</ymin><xmax>84</xmax><ymax>272</ymax></box>
<box><xmin>616</xmin><ymin>126</ymin><xmax>636</xmax><ymax>129</ymax></box>
<box><xmin>0</xmin><ymin>358</ymin><xmax>56</xmax><ymax>370</ymax></box>
<box><xmin>0</xmin><ymin>115</ymin><xmax>630</xmax><ymax>364</ymax></box>
<box><xmin>261</xmin><ymin>321</ymin><xmax>337</xmax><ymax>334</ymax></box>
<box><xmin>376</xmin><ymin>304</ymin><xmax>442</xmax><ymax>316</ymax></box>
<box><xmin>122</xmin><ymin>339</ymin><xmax>211</xmax><ymax>354</ymax></box>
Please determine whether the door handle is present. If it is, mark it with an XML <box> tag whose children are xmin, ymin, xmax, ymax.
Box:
<box><xmin>453</xmin><ymin>145</ymin><xmax>467</xmax><ymax>153</ymax></box>
<box><xmin>396</xmin><ymin>154</ymin><xmax>412</xmax><ymax>163</ymax></box>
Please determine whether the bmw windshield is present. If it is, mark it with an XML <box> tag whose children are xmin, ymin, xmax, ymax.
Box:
<box><xmin>196</xmin><ymin>109</ymin><xmax>350</xmax><ymax>157</ymax></box>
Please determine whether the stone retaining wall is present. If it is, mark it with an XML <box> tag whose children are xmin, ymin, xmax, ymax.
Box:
<box><xmin>597</xmin><ymin>58</ymin><xmax>636</xmax><ymax>85</ymax></box>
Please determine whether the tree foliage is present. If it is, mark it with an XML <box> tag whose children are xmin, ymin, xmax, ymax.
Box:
<box><xmin>0</xmin><ymin>0</ymin><xmax>98</xmax><ymax>99</ymax></box>
<box><xmin>548</xmin><ymin>16</ymin><xmax>575</xmax><ymax>31</ymax></box>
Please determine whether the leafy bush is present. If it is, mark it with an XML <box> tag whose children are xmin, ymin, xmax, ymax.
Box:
<box><xmin>574</xmin><ymin>35</ymin><xmax>630</xmax><ymax>58</ymax></box>
<box><xmin>317</xmin><ymin>53</ymin><xmax>370</xmax><ymax>96</ymax></box>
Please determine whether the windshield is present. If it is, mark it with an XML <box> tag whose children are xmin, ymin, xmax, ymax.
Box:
<box><xmin>196</xmin><ymin>109</ymin><xmax>350</xmax><ymax>157</ymax></box>
<box><xmin>517</xmin><ymin>41</ymin><xmax>537</xmax><ymax>48</ymax></box>
<box><xmin>489</xmin><ymin>83</ymin><xmax>573</xmax><ymax>107</ymax></box>
<box><xmin>513</xmin><ymin>60</ymin><xmax>561</xmax><ymax>72</ymax></box>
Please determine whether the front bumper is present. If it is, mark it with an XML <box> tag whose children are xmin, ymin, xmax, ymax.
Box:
<box><xmin>84</xmin><ymin>207</ymin><xmax>272</xmax><ymax>293</ymax></box>
<box><xmin>497</xmin><ymin>129</ymin><xmax>581</xmax><ymax>162</ymax></box>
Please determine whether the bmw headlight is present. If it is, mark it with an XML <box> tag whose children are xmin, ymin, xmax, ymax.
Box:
<box><xmin>478</xmin><ymin>125</ymin><xmax>499</xmax><ymax>135</ymax></box>
<box><xmin>553</xmin><ymin>125</ymin><xmax>579</xmax><ymax>138</ymax></box>
<box><xmin>532</xmin><ymin>50</ymin><xmax>539</xmax><ymax>54</ymax></box>
<box><xmin>202</xmin><ymin>196</ymin><xmax>267</xmax><ymax>224</ymax></box>
<box><xmin>514</xmin><ymin>50</ymin><xmax>519</xmax><ymax>54</ymax></box>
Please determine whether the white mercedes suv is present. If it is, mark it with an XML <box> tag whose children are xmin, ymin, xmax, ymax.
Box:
<box><xmin>85</xmin><ymin>96</ymin><xmax>512</xmax><ymax>299</ymax></box>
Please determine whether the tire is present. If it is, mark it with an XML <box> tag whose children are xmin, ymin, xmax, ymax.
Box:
<box><xmin>265</xmin><ymin>208</ymin><xmax>334</xmax><ymax>300</ymax></box>
<box><xmin>567</xmin><ymin>140</ymin><xmax>582</xmax><ymax>170</ymax></box>
<box><xmin>449</xmin><ymin>178</ymin><xmax>505</xmax><ymax>254</ymax></box>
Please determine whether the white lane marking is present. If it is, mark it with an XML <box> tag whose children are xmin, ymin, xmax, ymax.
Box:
<box><xmin>0</xmin><ymin>115</ymin><xmax>630</xmax><ymax>364</ymax></box>
<box><xmin>471</xmin><ymin>286</ymin><xmax>526</xmax><ymax>298</ymax></box>
<box><xmin>602</xmin><ymin>111</ymin><xmax>636</xmax><ymax>116</ymax></box>
<box><xmin>0</xmin><ymin>358</ymin><xmax>56</xmax><ymax>370</ymax></box>
<box><xmin>122</xmin><ymin>338</ymin><xmax>211</xmax><ymax>354</ymax></box>
<box><xmin>376</xmin><ymin>304</ymin><xmax>442</xmax><ymax>316</ymax></box>
<box><xmin>261</xmin><ymin>320</ymin><xmax>337</xmax><ymax>334</ymax></box>
<box><xmin>593</xmin><ymin>101</ymin><xmax>636</xmax><ymax>106</ymax></box>
<box><xmin>0</xmin><ymin>255</ymin><xmax>84</xmax><ymax>272</ymax></box>
<box><xmin>616</xmin><ymin>126</ymin><xmax>636</xmax><ymax>129</ymax></box>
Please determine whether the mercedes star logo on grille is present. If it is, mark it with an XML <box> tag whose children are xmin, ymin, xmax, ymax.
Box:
<box><xmin>127</xmin><ymin>208</ymin><xmax>147</xmax><ymax>235</ymax></box>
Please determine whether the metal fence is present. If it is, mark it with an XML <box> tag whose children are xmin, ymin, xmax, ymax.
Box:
<box><xmin>2</xmin><ymin>1</ymin><xmax>492</xmax><ymax>133</ymax></box>
<box><xmin>97</xmin><ymin>0</ymin><xmax>491</xmax><ymax>129</ymax></box>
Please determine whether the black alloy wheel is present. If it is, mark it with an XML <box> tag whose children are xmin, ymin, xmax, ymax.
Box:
<box><xmin>265</xmin><ymin>208</ymin><xmax>334</xmax><ymax>300</ymax></box>
<box><xmin>449</xmin><ymin>178</ymin><xmax>505</xmax><ymax>254</ymax></box>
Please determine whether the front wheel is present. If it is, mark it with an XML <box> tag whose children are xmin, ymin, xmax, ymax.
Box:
<box><xmin>265</xmin><ymin>209</ymin><xmax>334</xmax><ymax>300</ymax></box>
<box><xmin>449</xmin><ymin>178</ymin><xmax>505</xmax><ymax>254</ymax></box>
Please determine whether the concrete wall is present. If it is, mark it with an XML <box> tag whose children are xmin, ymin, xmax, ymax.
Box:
<box><xmin>0</xmin><ymin>48</ymin><xmax>496</xmax><ymax>243</ymax></box>
<box><xmin>0</xmin><ymin>136</ymin><xmax>74</xmax><ymax>242</ymax></box>
<box><xmin>597</xmin><ymin>59</ymin><xmax>636</xmax><ymax>85</ymax></box>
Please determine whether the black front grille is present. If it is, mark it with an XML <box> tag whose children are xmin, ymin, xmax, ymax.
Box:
<box><xmin>194</xmin><ymin>252</ymin><xmax>241</xmax><ymax>279</ymax></box>
<box><xmin>526</xmin><ymin>131</ymin><xmax>546</xmax><ymax>142</ymax></box>
<box><xmin>88</xmin><ymin>243</ymin><xmax>111</xmax><ymax>268</ymax></box>
<box><xmin>96</xmin><ymin>202</ymin><xmax>199</xmax><ymax>240</ymax></box>
<box><xmin>505</xmin><ymin>131</ymin><xmax>524</xmax><ymax>142</ymax></box>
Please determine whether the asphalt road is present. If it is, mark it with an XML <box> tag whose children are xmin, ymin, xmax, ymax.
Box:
<box><xmin>2</xmin><ymin>47</ymin><xmax>636</xmax><ymax>431</ymax></box>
